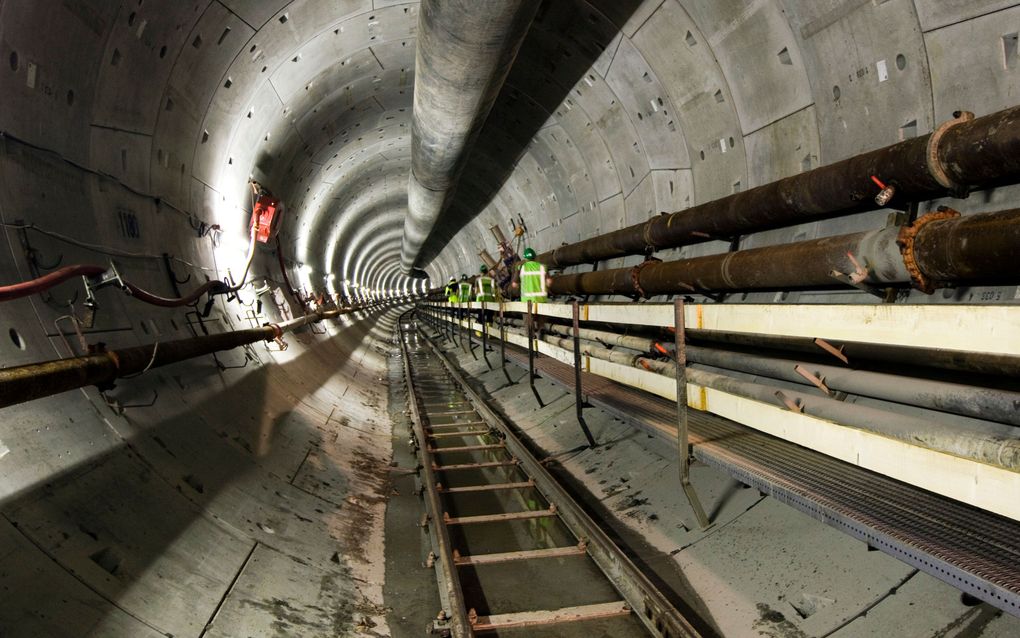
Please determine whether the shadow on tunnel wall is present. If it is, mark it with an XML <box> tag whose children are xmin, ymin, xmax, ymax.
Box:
<box><xmin>415</xmin><ymin>0</ymin><xmax>644</xmax><ymax>266</ymax></box>
<box><xmin>0</xmin><ymin>308</ymin><xmax>401</xmax><ymax>637</ymax></box>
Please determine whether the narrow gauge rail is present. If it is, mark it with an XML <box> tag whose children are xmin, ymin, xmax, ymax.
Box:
<box><xmin>398</xmin><ymin>314</ymin><xmax>698</xmax><ymax>637</ymax></box>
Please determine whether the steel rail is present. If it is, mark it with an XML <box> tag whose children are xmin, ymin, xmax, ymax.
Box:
<box><xmin>419</xmin><ymin>320</ymin><xmax>701</xmax><ymax>638</ymax></box>
<box><xmin>397</xmin><ymin>315</ymin><xmax>473</xmax><ymax>637</ymax></box>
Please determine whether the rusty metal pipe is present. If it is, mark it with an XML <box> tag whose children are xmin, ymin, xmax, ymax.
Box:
<box><xmin>541</xmin><ymin>107</ymin><xmax>1020</xmax><ymax>268</ymax></box>
<box><xmin>549</xmin><ymin>208</ymin><xmax>1020</xmax><ymax>296</ymax></box>
<box><xmin>0</xmin><ymin>303</ymin><xmax>383</xmax><ymax>409</ymax></box>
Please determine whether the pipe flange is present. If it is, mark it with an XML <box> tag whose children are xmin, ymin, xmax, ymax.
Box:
<box><xmin>630</xmin><ymin>257</ymin><xmax>661</xmax><ymax>299</ymax></box>
<box><xmin>896</xmin><ymin>207</ymin><xmax>960</xmax><ymax>293</ymax></box>
<box><xmin>265</xmin><ymin>323</ymin><xmax>284</xmax><ymax>342</ymax></box>
<box><xmin>926</xmin><ymin>110</ymin><xmax>974</xmax><ymax>197</ymax></box>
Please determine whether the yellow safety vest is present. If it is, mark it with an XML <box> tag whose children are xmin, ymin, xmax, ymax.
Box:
<box><xmin>519</xmin><ymin>260</ymin><xmax>547</xmax><ymax>303</ymax></box>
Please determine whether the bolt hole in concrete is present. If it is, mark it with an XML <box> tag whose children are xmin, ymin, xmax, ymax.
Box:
<box><xmin>896</xmin><ymin>53</ymin><xmax>907</xmax><ymax>70</ymax></box>
<box><xmin>9</xmin><ymin>327</ymin><xmax>25</xmax><ymax>350</ymax></box>
<box><xmin>833</xmin><ymin>85</ymin><xmax>841</xmax><ymax>100</ymax></box>
<box><xmin>9</xmin><ymin>50</ymin><xmax>17</xmax><ymax>71</ymax></box>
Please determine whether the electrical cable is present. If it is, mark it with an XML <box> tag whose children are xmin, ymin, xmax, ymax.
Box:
<box><xmin>121</xmin><ymin>342</ymin><xmax>159</xmax><ymax>378</ymax></box>
<box><xmin>124</xmin><ymin>280</ymin><xmax>228</xmax><ymax>308</ymax></box>
<box><xmin>1</xmin><ymin>221</ymin><xmax>217</xmax><ymax>272</ymax></box>
<box><xmin>0</xmin><ymin>265</ymin><xmax>106</xmax><ymax>302</ymax></box>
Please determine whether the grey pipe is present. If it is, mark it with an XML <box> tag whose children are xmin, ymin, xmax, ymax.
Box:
<box><xmin>492</xmin><ymin>319</ymin><xmax>1020</xmax><ymax>469</ymax></box>
<box><xmin>524</xmin><ymin>319</ymin><xmax>1020</xmax><ymax>426</ymax></box>
<box><xmin>400</xmin><ymin>0</ymin><xmax>541</xmax><ymax>273</ymax></box>
<box><xmin>685</xmin><ymin>346</ymin><xmax>1020</xmax><ymax>427</ymax></box>
<box><xmin>638</xmin><ymin>358</ymin><xmax>1020</xmax><ymax>472</ymax></box>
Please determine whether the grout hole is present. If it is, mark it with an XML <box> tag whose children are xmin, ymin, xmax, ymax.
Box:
<box><xmin>9</xmin><ymin>50</ymin><xmax>18</xmax><ymax>71</ymax></box>
<box><xmin>896</xmin><ymin>53</ymin><xmax>907</xmax><ymax>71</ymax></box>
<box><xmin>1003</xmin><ymin>33</ymin><xmax>1018</xmax><ymax>70</ymax></box>
<box><xmin>9</xmin><ymin>328</ymin><xmax>25</xmax><ymax>350</ymax></box>
<box><xmin>899</xmin><ymin>118</ymin><xmax>918</xmax><ymax>140</ymax></box>
<box><xmin>832</xmin><ymin>85</ymin><xmax>841</xmax><ymax>101</ymax></box>
<box><xmin>66</xmin><ymin>89</ymin><xmax>75</xmax><ymax>106</ymax></box>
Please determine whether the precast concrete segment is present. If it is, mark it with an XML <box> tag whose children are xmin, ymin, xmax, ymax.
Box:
<box><xmin>548</xmin><ymin>207</ymin><xmax>1020</xmax><ymax>296</ymax></box>
<box><xmin>400</xmin><ymin>0</ymin><xmax>542</xmax><ymax>273</ymax></box>
<box><xmin>539</xmin><ymin>105</ymin><xmax>1020</xmax><ymax>269</ymax></box>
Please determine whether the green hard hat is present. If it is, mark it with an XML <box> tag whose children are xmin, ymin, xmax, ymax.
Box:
<box><xmin>460</xmin><ymin>273</ymin><xmax>468</xmax><ymax>280</ymax></box>
<box><xmin>523</xmin><ymin>247</ymin><xmax>536</xmax><ymax>260</ymax></box>
<box><xmin>479</xmin><ymin>264</ymin><xmax>488</xmax><ymax>274</ymax></box>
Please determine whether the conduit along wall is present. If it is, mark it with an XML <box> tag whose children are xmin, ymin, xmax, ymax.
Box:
<box><xmin>0</xmin><ymin>300</ymin><xmax>398</xmax><ymax>409</ymax></box>
<box><xmin>538</xmin><ymin>106</ymin><xmax>1020</xmax><ymax>270</ymax></box>
<box><xmin>492</xmin><ymin>317</ymin><xmax>1020</xmax><ymax>471</ymax></box>
<box><xmin>424</xmin><ymin>300</ymin><xmax>1020</xmax><ymax>521</ymax></box>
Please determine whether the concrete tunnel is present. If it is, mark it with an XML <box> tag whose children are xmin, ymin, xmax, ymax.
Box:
<box><xmin>1</xmin><ymin>0</ymin><xmax>1019</xmax><ymax>636</ymax></box>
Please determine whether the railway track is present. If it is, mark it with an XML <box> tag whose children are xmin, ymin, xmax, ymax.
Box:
<box><xmin>398</xmin><ymin>314</ymin><xmax>699</xmax><ymax>637</ymax></box>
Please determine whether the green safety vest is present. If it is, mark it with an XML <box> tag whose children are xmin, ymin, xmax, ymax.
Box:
<box><xmin>445</xmin><ymin>283</ymin><xmax>457</xmax><ymax>303</ymax></box>
<box><xmin>457</xmin><ymin>282</ymin><xmax>472</xmax><ymax>303</ymax></box>
<box><xmin>475</xmin><ymin>276</ymin><xmax>496</xmax><ymax>302</ymax></box>
<box><xmin>519</xmin><ymin>260</ymin><xmax>547</xmax><ymax>303</ymax></box>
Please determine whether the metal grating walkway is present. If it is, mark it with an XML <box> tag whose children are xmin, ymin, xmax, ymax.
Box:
<box><xmin>495</xmin><ymin>342</ymin><xmax>1020</xmax><ymax>618</ymax></box>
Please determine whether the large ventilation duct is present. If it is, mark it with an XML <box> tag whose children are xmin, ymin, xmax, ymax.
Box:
<box><xmin>400</xmin><ymin>0</ymin><xmax>541</xmax><ymax>274</ymax></box>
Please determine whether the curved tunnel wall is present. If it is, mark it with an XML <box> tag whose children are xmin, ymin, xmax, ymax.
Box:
<box><xmin>1</xmin><ymin>0</ymin><xmax>1019</xmax><ymax>635</ymax></box>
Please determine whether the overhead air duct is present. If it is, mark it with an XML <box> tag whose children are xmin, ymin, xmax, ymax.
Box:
<box><xmin>400</xmin><ymin>0</ymin><xmax>541</xmax><ymax>274</ymax></box>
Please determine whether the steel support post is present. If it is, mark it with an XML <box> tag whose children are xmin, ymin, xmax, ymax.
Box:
<box><xmin>499</xmin><ymin>302</ymin><xmax>512</xmax><ymax>385</ymax></box>
<box><xmin>674</xmin><ymin>298</ymin><xmax>710</xmax><ymax>530</ymax></box>
<box><xmin>481</xmin><ymin>301</ymin><xmax>492</xmax><ymax>370</ymax></box>
<box><xmin>527</xmin><ymin>301</ymin><xmax>544</xmax><ymax>407</ymax></box>
<box><xmin>572</xmin><ymin>301</ymin><xmax>597</xmax><ymax>448</ymax></box>
<box><xmin>459</xmin><ymin>303</ymin><xmax>467</xmax><ymax>351</ymax></box>
<box><xmin>466</xmin><ymin>304</ymin><xmax>477</xmax><ymax>360</ymax></box>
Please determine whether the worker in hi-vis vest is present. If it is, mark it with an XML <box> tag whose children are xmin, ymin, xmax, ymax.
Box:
<box><xmin>518</xmin><ymin>247</ymin><xmax>548</xmax><ymax>303</ymax></box>
<box><xmin>444</xmin><ymin>276</ymin><xmax>458</xmax><ymax>303</ymax></box>
<box><xmin>475</xmin><ymin>265</ymin><xmax>496</xmax><ymax>302</ymax></box>
<box><xmin>457</xmin><ymin>274</ymin><xmax>473</xmax><ymax>303</ymax></box>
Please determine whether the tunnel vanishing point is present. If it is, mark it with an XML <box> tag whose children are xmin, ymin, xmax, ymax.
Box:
<box><xmin>1</xmin><ymin>1</ymin><xmax>1020</xmax><ymax>637</ymax></box>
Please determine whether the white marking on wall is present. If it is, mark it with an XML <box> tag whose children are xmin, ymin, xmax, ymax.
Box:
<box><xmin>876</xmin><ymin>59</ymin><xmax>888</xmax><ymax>82</ymax></box>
